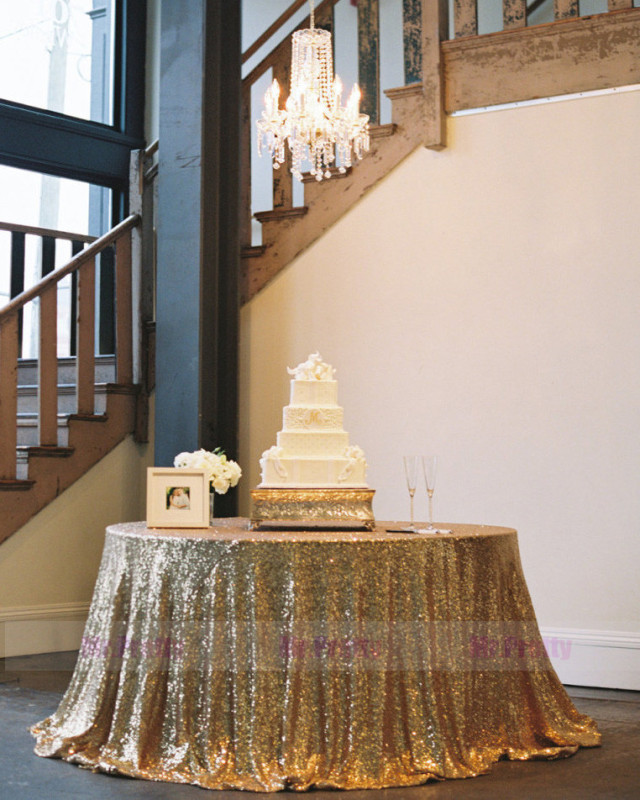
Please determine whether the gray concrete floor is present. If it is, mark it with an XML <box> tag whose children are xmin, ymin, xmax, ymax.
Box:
<box><xmin>1</xmin><ymin>652</ymin><xmax>639</xmax><ymax>799</ymax></box>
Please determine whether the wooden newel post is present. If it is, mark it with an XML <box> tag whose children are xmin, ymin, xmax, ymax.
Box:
<box><xmin>422</xmin><ymin>0</ymin><xmax>448</xmax><ymax>150</ymax></box>
<box><xmin>357</xmin><ymin>0</ymin><xmax>380</xmax><ymax>125</ymax></box>
<box><xmin>240</xmin><ymin>85</ymin><xmax>253</xmax><ymax>248</ymax></box>
<box><xmin>115</xmin><ymin>231</ymin><xmax>133</xmax><ymax>386</ymax></box>
<box><xmin>503</xmin><ymin>0</ymin><xmax>527</xmax><ymax>30</ymax></box>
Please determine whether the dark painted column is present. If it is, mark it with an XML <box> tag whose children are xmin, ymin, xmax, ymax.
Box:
<box><xmin>155</xmin><ymin>0</ymin><xmax>241</xmax><ymax>515</ymax></box>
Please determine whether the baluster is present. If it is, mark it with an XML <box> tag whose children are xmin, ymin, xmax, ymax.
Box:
<box><xmin>402</xmin><ymin>0</ymin><xmax>423</xmax><ymax>85</ymax></box>
<box><xmin>454</xmin><ymin>0</ymin><xmax>478</xmax><ymax>38</ymax></box>
<box><xmin>76</xmin><ymin>257</ymin><xmax>96</xmax><ymax>415</ymax></box>
<box><xmin>115</xmin><ymin>231</ymin><xmax>133</xmax><ymax>385</ymax></box>
<box><xmin>240</xmin><ymin>84</ymin><xmax>253</xmax><ymax>247</ymax></box>
<box><xmin>503</xmin><ymin>0</ymin><xmax>527</xmax><ymax>29</ymax></box>
<box><xmin>69</xmin><ymin>240</ymin><xmax>84</xmax><ymax>356</ymax></box>
<box><xmin>272</xmin><ymin>53</ymin><xmax>293</xmax><ymax>208</ymax></box>
<box><xmin>41</xmin><ymin>235</ymin><xmax>56</xmax><ymax>276</ymax></box>
<box><xmin>554</xmin><ymin>0</ymin><xmax>578</xmax><ymax>19</ymax></box>
<box><xmin>357</xmin><ymin>0</ymin><xmax>380</xmax><ymax>124</ymax></box>
<box><xmin>10</xmin><ymin>232</ymin><xmax>25</xmax><ymax>358</ymax></box>
<box><xmin>39</xmin><ymin>285</ymin><xmax>58</xmax><ymax>445</ymax></box>
<box><xmin>0</xmin><ymin>314</ymin><xmax>19</xmax><ymax>479</ymax></box>
<box><xmin>315</xmin><ymin>2</ymin><xmax>334</xmax><ymax>34</ymax></box>
<box><xmin>98</xmin><ymin>246</ymin><xmax>115</xmax><ymax>355</ymax></box>
<box><xmin>607</xmin><ymin>0</ymin><xmax>632</xmax><ymax>8</ymax></box>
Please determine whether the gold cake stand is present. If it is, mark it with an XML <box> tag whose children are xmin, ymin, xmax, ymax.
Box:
<box><xmin>250</xmin><ymin>488</ymin><xmax>376</xmax><ymax>531</ymax></box>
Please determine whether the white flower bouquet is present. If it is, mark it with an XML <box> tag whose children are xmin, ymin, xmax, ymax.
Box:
<box><xmin>174</xmin><ymin>448</ymin><xmax>242</xmax><ymax>495</ymax></box>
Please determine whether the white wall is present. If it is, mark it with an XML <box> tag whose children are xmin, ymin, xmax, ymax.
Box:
<box><xmin>0</xmin><ymin>435</ymin><xmax>153</xmax><ymax>656</ymax></box>
<box><xmin>239</xmin><ymin>87</ymin><xmax>640</xmax><ymax>688</ymax></box>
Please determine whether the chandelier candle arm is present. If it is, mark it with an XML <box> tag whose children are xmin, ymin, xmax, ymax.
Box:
<box><xmin>256</xmin><ymin>0</ymin><xmax>370</xmax><ymax>182</ymax></box>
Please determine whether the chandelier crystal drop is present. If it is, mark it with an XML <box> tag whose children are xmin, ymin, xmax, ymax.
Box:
<box><xmin>257</xmin><ymin>1</ymin><xmax>370</xmax><ymax>182</ymax></box>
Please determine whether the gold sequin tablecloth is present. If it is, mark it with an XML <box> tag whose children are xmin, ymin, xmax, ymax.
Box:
<box><xmin>31</xmin><ymin>520</ymin><xmax>600</xmax><ymax>792</ymax></box>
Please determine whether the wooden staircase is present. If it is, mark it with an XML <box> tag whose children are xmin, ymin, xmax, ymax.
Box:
<box><xmin>0</xmin><ymin>216</ymin><xmax>142</xmax><ymax>544</ymax></box>
<box><xmin>240</xmin><ymin>0</ymin><xmax>447</xmax><ymax>302</ymax></box>
<box><xmin>240</xmin><ymin>0</ymin><xmax>640</xmax><ymax>302</ymax></box>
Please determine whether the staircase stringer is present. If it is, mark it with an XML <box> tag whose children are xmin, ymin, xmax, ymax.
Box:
<box><xmin>0</xmin><ymin>385</ymin><xmax>138</xmax><ymax>543</ymax></box>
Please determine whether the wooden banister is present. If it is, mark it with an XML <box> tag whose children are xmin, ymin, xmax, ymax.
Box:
<box><xmin>242</xmin><ymin>0</ymin><xmax>309</xmax><ymax>64</ymax></box>
<box><xmin>0</xmin><ymin>215</ymin><xmax>140</xmax><ymax>322</ymax></box>
<box><xmin>144</xmin><ymin>138</ymin><xmax>159</xmax><ymax>159</ymax></box>
<box><xmin>0</xmin><ymin>221</ymin><xmax>96</xmax><ymax>244</ymax></box>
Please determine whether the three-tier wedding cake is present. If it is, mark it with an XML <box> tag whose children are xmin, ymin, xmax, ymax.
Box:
<box><xmin>251</xmin><ymin>353</ymin><xmax>375</xmax><ymax>529</ymax></box>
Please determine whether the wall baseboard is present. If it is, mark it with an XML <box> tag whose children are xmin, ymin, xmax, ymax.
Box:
<box><xmin>540</xmin><ymin>627</ymin><xmax>640</xmax><ymax>691</ymax></box>
<box><xmin>0</xmin><ymin>602</ymin><xmax>90</xmax><ymax>658</ymax></box>
<box><xmin>2</xmin><ymin>606</ymin><xmax>639</xmax><ymax>691</ymax></box>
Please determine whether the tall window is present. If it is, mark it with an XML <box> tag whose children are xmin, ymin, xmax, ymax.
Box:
<box><xmin>0</xmin><ymin>0</ymin><xmax>145</xmax><ymax>222</ymax></box>
<box><xmin>0</xmin><ymin>0</ymin><xmax>145</xmax><ymax>353</ymax></box>
<box><xmin>0</xmin><ymin>1</ymin><xmax>114</xmax><ymax>125</ymax></box>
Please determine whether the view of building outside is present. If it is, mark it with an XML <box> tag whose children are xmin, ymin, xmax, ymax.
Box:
<box><xmin>0</xmin><ymin>0</ymin><xmax>114</xmax><ymax>356</ymax></box>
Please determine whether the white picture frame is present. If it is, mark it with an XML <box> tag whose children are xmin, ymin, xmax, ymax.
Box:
<box><xmin>146</xmin><ymin>467</ymin><xmax>209</xmax><ymax>528</ymax></box>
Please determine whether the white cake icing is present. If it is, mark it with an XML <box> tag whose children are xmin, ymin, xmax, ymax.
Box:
<box><xmin>290</xmin><ymin>380</ymin><xmax>338</xmax><ymax>406</ymax></box>
<box><xmin>259</xmin><ymin>353</ymin><xmax>368</xmax><ymax>488</ymax></box>
<box><xmin>277</xmin><ymin>431</ymin><xmax>349</xmax><ymax>455</ymax></box>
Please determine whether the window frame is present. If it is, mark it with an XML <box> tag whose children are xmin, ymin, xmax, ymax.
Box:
<box><xmin>0</xmin><ymin>0</ymin><xmax>146</xmax><ymax>219</ymax></box>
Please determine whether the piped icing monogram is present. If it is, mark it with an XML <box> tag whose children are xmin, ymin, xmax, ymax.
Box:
<box><xmin>284</xmin><ymin>407</ymin><xmax>343</xmax><ymax>429</ymax></box>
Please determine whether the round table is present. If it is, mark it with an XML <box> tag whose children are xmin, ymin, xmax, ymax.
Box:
<box><xmin>31</xmin><ymin>519</ymin><xmax>600</xmax><ymax>792</ymax></box>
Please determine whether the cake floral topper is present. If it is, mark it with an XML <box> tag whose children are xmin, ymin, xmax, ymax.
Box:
<box><xmin>287</xmin><ymin>352</ymin><xmax>335</xmax><ymax>381</ymax></box>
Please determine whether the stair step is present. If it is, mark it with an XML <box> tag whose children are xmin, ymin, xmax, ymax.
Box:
<box><xmin>17</xmin><ymin>416</ymin><xmax>69</xmax><ymax>448</ymax></box>
<box><xmin>19</xmin><ymin>445</ymin><xmax>75</xmax><ymax>458</ymax></box>
<box><xmin>17</xmin><ymin>382</ymin><xmax>109</xmax><ymax>415</ymax></box>
<box><xmin>369</xmin><ymin>122</ymin><xmax>397</xmax><ymax>139</ymax></box>
<box><xmin>14</xmin><ymin>384</ymin><xmax>132</xmax><ymax>445</ymax></box>
<box><xmin>254</xmin><ymin>206</ymin><xmax>308</xmax><ymax>224</ymax></box>
<box><xmin>241</xmin><ymin>245</ymin><xmax>267</xmax><ymax>259</ymax></box>
<box><xmin>6</xmin><ymin>385</ymin><xmax>137</xmax><ymax>498</ymax></box>
<box><xmin>301</xmin><ymin>166</ymin><xmax>352</xmax><ymax>183</ymax></box>
<box><xmin>0</xmin><ymin>479</ymin><xmax>35</xmax><ymax>492</ymax></box>
<box><xmin>17</xmin><ymin>354</ymin><xmax>116</xmax><ymax>386</ymax></box>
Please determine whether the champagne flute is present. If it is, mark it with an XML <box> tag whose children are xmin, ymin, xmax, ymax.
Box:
<box><xmin>403</xmin><ymin>456</ymin><xmax>419</xmax><ymax>531</ymax></box>
<box><xmin>422</xmin><ymin>456</ymin><xmax>438</xmax><ymax>532</ymax></box>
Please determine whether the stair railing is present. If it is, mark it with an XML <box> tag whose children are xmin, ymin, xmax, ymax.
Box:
<box><xmin>242</xmin><ymin>0</ymin><xmax>633</xmax><ymax>255</ymax></box>
<box><xmin>0</xmin><ymin>221</ymin><xmax>96</xmax><ymax>359</ymax></box>
<box><xmin>451</xmin><ymin>0</ymin><xmax>634</xmax><ymax>38</ymax></box>
<box><xmin>0</xmin><ymin>214</ymin><xmax>140</xmax><ymax>482</ymax></box>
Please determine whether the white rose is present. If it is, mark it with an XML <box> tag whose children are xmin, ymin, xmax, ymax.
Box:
<box><xmin>212</xmin><ymin>475</ymin><xmax>229</xmax><ymax>494</ymax></box>
<box><xmin>174</xmin><ymin>451</ymin><xmax>194</xmax><ymax>468</ymax></box>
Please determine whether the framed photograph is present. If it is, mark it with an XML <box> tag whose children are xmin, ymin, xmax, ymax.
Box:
<box><xmin>146</xmin><ymin>467</ymin><xmax>209</xmax><ymax>528</ymax></box>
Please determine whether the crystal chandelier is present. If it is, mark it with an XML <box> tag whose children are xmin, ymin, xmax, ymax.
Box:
<box><xmin>257</xmin><ymin>0</ymin><xmax>370</xmax><ymax>182</ymax></box>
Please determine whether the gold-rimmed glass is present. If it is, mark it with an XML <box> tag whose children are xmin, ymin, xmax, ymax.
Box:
<box><xmin>403</xmin><ymin>455</ymin><xmax>419</xmax><ymax>531</ymax></box>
